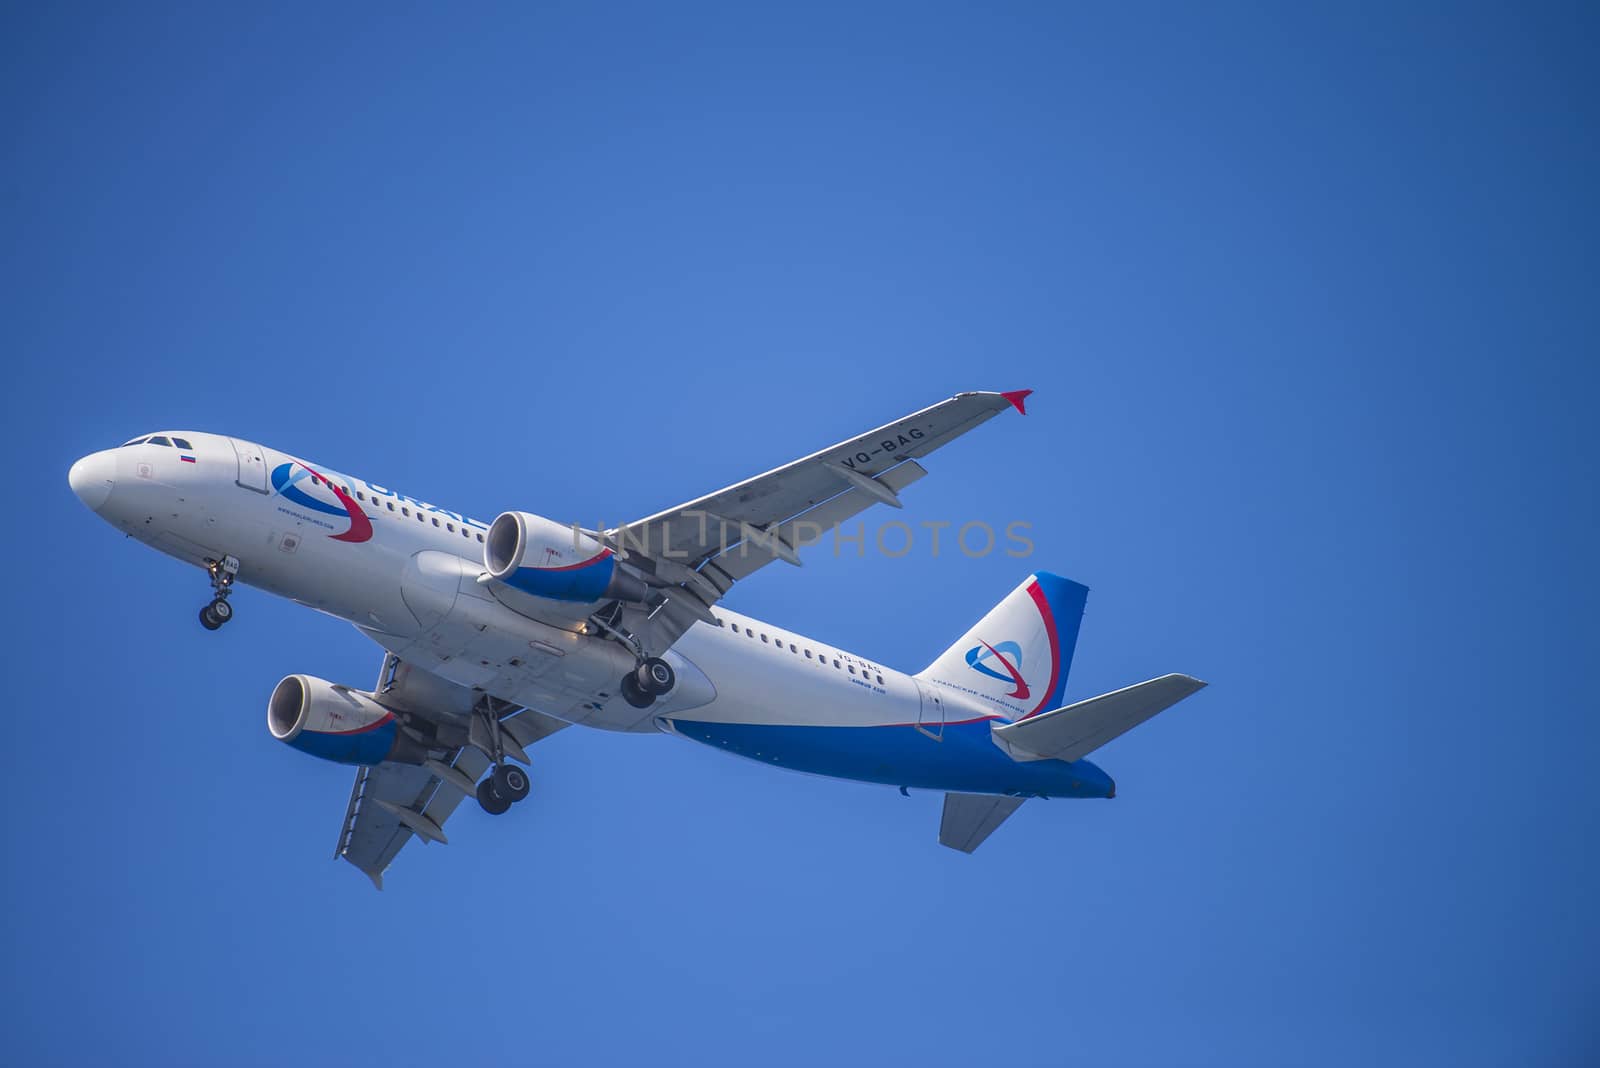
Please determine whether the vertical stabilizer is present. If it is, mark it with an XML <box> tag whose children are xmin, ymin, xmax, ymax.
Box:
<box><xmin>917</xmin><ymin>572</ymin><xmax>1088</xmax><ymax>722</ymax></box>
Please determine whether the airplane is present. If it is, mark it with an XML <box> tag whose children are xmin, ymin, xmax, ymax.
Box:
<box><xmin>67</xmin><ymin>390</ymin><xmax>1205</xmax><ymax>887</ymax></box>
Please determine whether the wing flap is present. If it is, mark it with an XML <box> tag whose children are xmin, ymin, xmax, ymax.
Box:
<box><xmin>335</xmin><ymin>762</ymin><xmax>436</xmax><ymax>888</ymax></box>
<box><xmin>991</xmin><ymin>674</ymin><xmax>1207</xmax><ymax>763</ymax></box>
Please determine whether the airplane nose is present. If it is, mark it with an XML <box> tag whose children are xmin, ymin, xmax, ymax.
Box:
<box><xmin>68</xmin><ymin>450</ymin><xmax>116</xmax><ymax>512</ymax></box>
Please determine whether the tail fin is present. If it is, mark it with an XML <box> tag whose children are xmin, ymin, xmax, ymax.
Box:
<box><xmin>918</xmin><ymin>572</ymin><xmax>1088</xmax><ymax>722</ymax></box>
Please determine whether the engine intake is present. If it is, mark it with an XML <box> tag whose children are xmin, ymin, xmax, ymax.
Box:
<box><xmin>267</xmin><ymin>674</ymin><xmax>427</xmax><ymax>766</ymax></box>
<box><xmin>485</xmin><ymin>511</ymin><xmax>647</xmax><ymax>604</ymax></box>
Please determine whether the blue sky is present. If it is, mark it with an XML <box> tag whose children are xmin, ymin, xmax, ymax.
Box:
<box><xmin>5</xmin><ymin>3</ymin><xmax>1597</xmax><ymax>1065</ymax></box>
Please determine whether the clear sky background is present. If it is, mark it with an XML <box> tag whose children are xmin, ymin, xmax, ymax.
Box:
<box><xmin>5</xmin><ymin>4</ymin><xmax>1597</xmax><ymax>1065</ymax></box>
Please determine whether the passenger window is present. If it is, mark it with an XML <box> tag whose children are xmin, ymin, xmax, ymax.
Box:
<box><xmin>356</xmin><ymin>492</ymin><xmax>365</xmax><ymax>501</ymax></box>
<box><xmin>833</xmin><ymin>659</ymin><xmax>841</xmax><ymax>669</ymax></box>
<box><xmin>401</xmin><ymin>508</ymin><xmax>410</xmax><ymax>517</ymax></box>
<box><xmin>387</xmin><ymin>502</ymin><xmax>396</xmax><ymax>512</ymax></box>
<box><xmin>805</xmin><ymin>650</ymin><xmax>812</xmax><ymax>659</ymax></box>
<box><xmin>848</xmin><ymin>665</ymin><xmax>856</xmax><ymax>675</ymax></box>
<box><xmin>432</xmin><ymin>517</ymin><xmax>440</xmax><ymax>527</ymax></box>
<box><xmin>447</xmin><ymin>523</ymin><xmax>455</xmax><ymax>532</ymax></box>
<box><xmin>761</xmin><ymin>634</ymin><xmax>768</xmax><ymax>643</ymax></box>
<box><xmin>789</xmin><ymin>643</ymin><xmax>797</xmax><ymax>653</ymax></box>
<box><xmin>149</xmin><ymin>436</ymin><xmax>171</xmax><ymax>447</ymax></box>
<box><xmin>876</xmin><ymin>675</ymin><xmax>884</xmax><ymax>685</ymax></box>
<box><xmin>477</xmin><ymin>533</ymin><xmax>484</xmax><ymax>542</ymax></box>
<box><xmin>171</xmin><ymin>437</ymin><xmax>193</xmax><ymax>450</ymax></box>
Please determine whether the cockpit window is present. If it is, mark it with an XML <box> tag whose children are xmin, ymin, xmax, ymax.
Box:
<box><xmin>121</xmin><ymin>437</ymin><xmax>149</xmax><ymax>447</ymax></box>
<box><xmin>171</xmin><ymin>437</ymin><xmax>193</xmax><ymax>450</ymax></box>
<box><xmin>149</xmin><ymin>436</ymin><xmax>172</xmax><ymax>447</ymax></box>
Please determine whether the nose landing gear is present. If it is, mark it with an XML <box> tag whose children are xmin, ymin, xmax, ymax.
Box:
<box><xmin>199</xmin><ymin>555</ymin><xmax>240</xmax><ymax>630</ymax></box>
<box><xmin>199</xmin><ymin>597</ymin><xmax>232</xmax><ymax>630</ymax></box>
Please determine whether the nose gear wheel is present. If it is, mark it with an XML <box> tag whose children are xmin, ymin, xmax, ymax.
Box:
<box><xmin>198</xmin><ymin>555</ymin><xmax>240</xmax><ymax>629</ymax></box>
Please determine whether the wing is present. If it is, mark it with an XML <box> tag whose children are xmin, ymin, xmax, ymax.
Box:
<box><xmin>333</xmin><ymin>653</ymin><xmax>567</xmax><ymax>888</ymax></box>
<box><xmin>610</xmin><ymin>390</ymin><xmax>1032</xmax><ymax>649</ymax></box>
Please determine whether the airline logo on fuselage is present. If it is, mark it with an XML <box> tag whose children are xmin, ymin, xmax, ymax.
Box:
<box><xmin>270</xmin><ymin>462</ymin><xmax>373</xmax><ymax>544</ymax></box>
<box><xmin>965</xmin><ymin>640</ymin><xmax>1029</xmax><ymax>700</ymax></box>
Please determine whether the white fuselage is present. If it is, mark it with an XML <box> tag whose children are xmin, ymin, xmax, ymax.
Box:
<box><xmin>70</xmin><ymin>429</ymin><xmax>1119</xmax><ymax>801</ymax></box>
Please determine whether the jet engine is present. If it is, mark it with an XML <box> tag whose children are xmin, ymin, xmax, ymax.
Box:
<box><xmin>267</xmin><ymin>674</ymin><xmax>428</xmax><ymax>766</ymax></box>
<box><xmin>485</xmin><ymin>511</ymin><xmax>648</xmax><ymax>604</ymax></box>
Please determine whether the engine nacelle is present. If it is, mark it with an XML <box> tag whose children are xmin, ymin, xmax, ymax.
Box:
<box><xmin>267</xmin><ymin>674</ymin><xmax>427</xmax><ymax>766</ymax></box>
<box><xmin>485</xmin><ymin>511</ymin><xmax>648</xmax><ymax>604</ymax></box>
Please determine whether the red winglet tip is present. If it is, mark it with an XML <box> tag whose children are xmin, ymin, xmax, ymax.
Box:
<box><xmin>1001</xmin><ymin>389</ymin><xmax>1033</xmax><ymax>415</ymax></box>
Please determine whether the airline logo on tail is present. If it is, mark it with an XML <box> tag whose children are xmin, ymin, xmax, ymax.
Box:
<box><xmin>925</xmin><ymin>573</ymin><xmax>1086</xmax><ymax>721</ymax></box>
<box><xmin>270</xmin><ymin>462</ymin><xmax>373</xmax><ymax>543</ymax></box>
<box><xmin>965</xmin><ymin>640</ymin><xmax>1029</xmax><ymax>700</ymax></box>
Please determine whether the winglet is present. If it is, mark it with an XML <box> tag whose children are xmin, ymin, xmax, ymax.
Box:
<box><xmin>1001</xmin><ymin>389</ymin><xmax>1033</xmax><ymax>415</ymax></box>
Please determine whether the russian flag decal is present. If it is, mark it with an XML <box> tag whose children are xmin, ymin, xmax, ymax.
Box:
<box><xmin>180</xmin><ymin>455</ymin><xmax>196</xmax><ymax>463</ymax></box>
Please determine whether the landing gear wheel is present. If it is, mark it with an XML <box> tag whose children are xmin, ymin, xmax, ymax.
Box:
<box><xmin>199</xmin><ymin>555</ymin><xmax>239</xmax><ymax>632</ymax></box>
<box><xmin>476</xmin><ymin>778</ymin><xmax>512</xmax><ymax>815</ymax></box>
<box><xmin>636</xmin><ymin>657</ymin><xmax>675</xmax><ymax>696</ymax></box>
<box><xmin>619</xmin><ymin>672</ymin><xmax>655</xmax><ymax>709</ymax></box>
<box><xmin>493</xmin><ymin>763</ymin><xmax>530</xmax><ymax>802</ymax></box>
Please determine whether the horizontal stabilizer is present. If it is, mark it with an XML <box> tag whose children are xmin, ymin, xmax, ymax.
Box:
<box><xmin>939</xmin><ymin>793</ymin><xmax>1026</xmax><ymax>853</ymax></box>
<box><xmin>992</xmin><ymin>674</ymin><xmax>1207</xmax><ymax>763</ymax></box>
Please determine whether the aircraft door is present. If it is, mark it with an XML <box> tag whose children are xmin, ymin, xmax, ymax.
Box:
<box><xmin>915</xmin><ymin>679</ymin><xmax>945</xmax><ymax>741</ymax></box>
<box><xmin>229</xmin><ymin>438</ymin><xmax>269</xmax><ymax>494</ymax></box>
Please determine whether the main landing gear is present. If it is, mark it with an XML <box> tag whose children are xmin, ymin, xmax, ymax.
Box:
<box><xmin>472</xmin><ymin>699</ymin><xmax>534</xmax><ymax>816</ymax></box>
<box><xmin>476</xmin><ymin>764</ymin><xmax>530</xmax><ymax>816</ymax></box>
<box><xmin>583</xmin><ymin>606</ymin><xmax>676</xmax><ymax>710</ymax></box>
<box><xmin>198</xmin><ymin>555</ymin><xmax>240</xmax><ymax>631</ymax></box>
<box><xmin>619</xmin><ymin>656</ymin><xmax>676</xmax><ymax>709</ymax></box>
